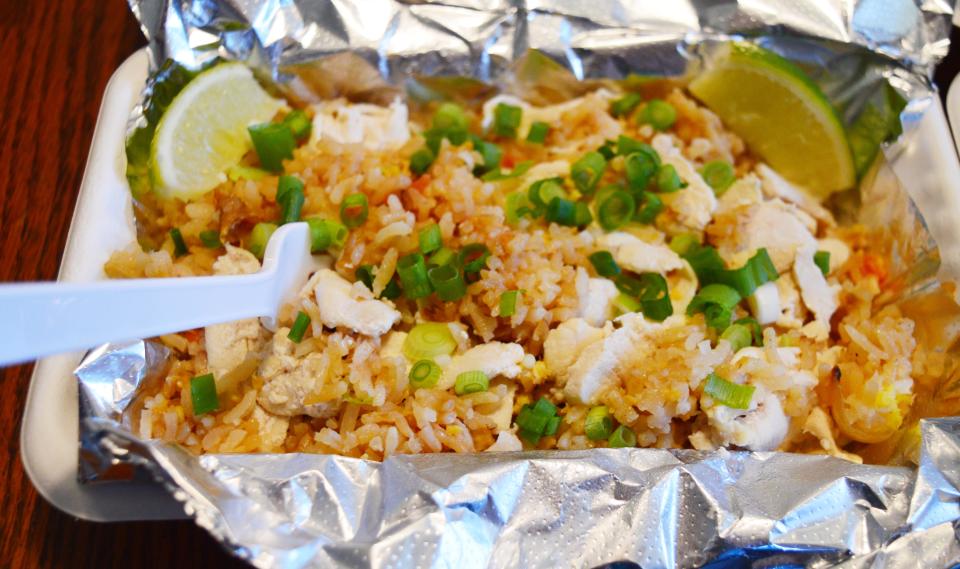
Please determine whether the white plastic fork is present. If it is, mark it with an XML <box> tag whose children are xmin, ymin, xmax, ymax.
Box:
<box><xmin>0</xmin><ymin>222</ymin><xmax>320</xmax><ymax>366</ymax></box>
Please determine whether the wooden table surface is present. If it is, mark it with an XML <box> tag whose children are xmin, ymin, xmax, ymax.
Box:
<box><xmin>1</xmin><ymin>1</ymin><xmax>959</xmax><ymax>567</ymax></box>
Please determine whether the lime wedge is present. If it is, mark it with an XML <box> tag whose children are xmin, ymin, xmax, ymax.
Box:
<box><xmin>688</xmin><ymin>43</ymin><xmax>855</xmax><ymax>199</ymax></box>
<box><xmin>150</xmin><ymin>63</ymin><xmax>284</xmax><ymax>200</ymax></box>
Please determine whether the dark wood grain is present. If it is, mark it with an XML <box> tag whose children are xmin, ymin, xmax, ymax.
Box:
<box><xmin>0</xmin><ymin>1</ymin><xmax>247</xmax><ymax>567</ymax></box>
<box><xmin>0</xmin><ymin>2</ymin><xmax>959</xmax><ymax>567</ymax></box>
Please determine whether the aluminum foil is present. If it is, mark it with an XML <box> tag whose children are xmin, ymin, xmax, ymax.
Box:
<box><xmin>91</xmin><ymin>0</ymin><xmax>960</xmax><ymax>567</ymax></box>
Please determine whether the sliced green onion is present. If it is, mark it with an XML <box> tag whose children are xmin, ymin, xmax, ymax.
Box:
<box><xmin>528</xmin><ymin>178</ymin><xmax>567</xmax><ymax>208</ymax></box>
<box><xmin>459</xmin><ymin>243</ymin><xmax>490</xmax><ymax>274</ymax></box>
<box><xmin>340</xmin><ymin>193</ymin><xmax>369</xmax><ymax>228</ymax></box>
<box><xmin>721</xmin><ymin>317</ymin><xmax>762</xmax><ymax>352</ymax></box>
<box><xmin>597</xmin><ymin>139</ymin><xmax>617</xmax><ymax>160</ymax></box>
<box><xmin>282</xmin><ymin>109</ymin><xmax>312</xmax><ymax>142</ymax></box>
<box><xmin>505</xmin><ymin>191</ymin><xmax>536</xmax><ymax>225</ymax></box>
<box><xmin>428</xmin><ymin>246</ymin><xmax>456</xmax><ymax>267</ymax></box>
<box><xmin>381</xmin><ymin>277</ymin><xmax>402</xmax><ymax>300</ymax></box>
<box><xmin>428</xmin><ymin>264</ymin><xmax>467</xmax><ymax>301</ymax></box>
<box><xmin>721</xmin><ymin>248</ymin><xmax>779</xmax><ymax>298</ymax></box>
<box><xmin>190</xmin><ymin>373</ymin><xmax>220</xmax><ymax>416</ymax></box>
<box><xmin>170</xmin><ymin>228</ymin><xmax>188</xmax><ymax>257</ymax></box>
<box><xmin>589</xmin><ymin>251</ymin><xmax>621</xmax><ymax>277</ymax></box>
<box><xmin>625</xmin><ymin>150</ymin><xmax>660</xmax><ymax>190</ymax></box>
<box><xmin>639</xmin><ymin>99</ymin><xmax>677</xmax><ymax>131</ymax></box>
<box><xmin>571</xmin><ymin>151</ymin><xmax>607</xmax><ymax>195</ymax></box>
<box><xmin>617</xmin><ymin>135</ymin><xmax>656</xmax><ymax>158</ymax></box>
<box><xmin>585</xmin><ymin>406</ymin><xmax>614</xmax><ymax>440</ymax></box>
<box><xmin>277</xmin><ymin>175</ymin><xmax>305</xmax><ymax>224</ymax></box>
<box><xmin>419</xmin><ymin>224</ymin><xmax>443</xmax><ymax>254</ymax></box>
<box><xmin>533</xmin><ymin>396</ymin><xmax>558</xmax><ymax>417</ymax></box>
<box><xmin>410</xmin><ymin>148</ymin><xmax>435</xmax><ymax>176</ymax></box>
<box><xmin>247</xmin><ymin>222</ymin><xmax>277</xmax><ymax>260</ymax></box>
<box><xmin>704</xmin><ymin>373</ymin><xmax>755</xmax><ymax>409</ymax></box>
<box><xmin>636</xmin><ymin>272</ymin><xmax>673</xmax><ymax>321</ymax></box>
<box><xmin>574</xmin><ymin>202</ymin><xmax>594</xmax><ymax>227</ymax></box>
<box><xmin>454</xmin><ymin>370</ymin><xmax>490</xmax><ymax>395</ymax></box>
<box><xmin>608</xmin><ymin>425</ymin><xmax>637</xmax><ymax>448</ymax></box>
<box><xmin>288</xmin><ymin>311</ymin><xmax>311</xmax><ymax>343</ymax></box>
<box><xmin>656</xmin><ymin>164</ymin><xmax>687</xmax><ymax>193</ymax></box>
<box><xmin>668</xmin><ymin>233</ymin><xmax>699</xmax><ymax>256</ymax></box>
<box><xmin>403</xmin><ymin>322</ymin><xmax>457</xmax><ymax>361</ymax></box>
<box><xmin>306</xmin><ymin>218</ymin><xmax>347</xmax><ymax>252</ymax></box>
<box><xmin>433</xmin><ymin>102</ymin><xmax>469</xmax><ymax>132</ymax></box>
<box><xmin>493</xmin><ymin>103</ymin><xmax>522</xmax><ymax>138</ymax></box>
<box><xmin>597</xmin><ymin>190</ymin><xmax>636</xmax><ymax>231</ymax></box>
<box><xmin>248</xmin><ymin>122</ymin><xmax>295</xmax><ymax>173</ymax></box>
<box><xmin>614</xmin><ymin>274</ymin><xmax>644</xmax><ymax>296</ymax></box>
<box><xmin>634</xmin><ymin>191</ymin><xmax>664</xmax><ymax>224</ymax></box>
<box><xmin>516</xmin><ymin>397</ymin><xmax>561</xmax><ymax>443</ymax></box>
<box><xmin>544</xmin><ymin>415</ymin><xmax>561</xmax><ymax>436</ymax></box>
<box><xmin>719</xmin><ymin>322</ymin><xmax>751</xmax><ymax>352</ymax></box>
<box><xmin>199</xmin><ymin>230</ymin><xmax>222</xmax><ymax>249</ymax></box>
<box><xmin>546</xmin><ymin>197</ymin><xmax>577</xmax><ymax>226</ymax></box>
<box><xmin>814</xmin><ymin>250</ymin><xmax>831</xmax><ymax>276</ymax></box>
<box><xmin>482</xmin><ymin>160</ymin><xmax>534</xmax><ymax>181</ymax></box>
<box><xmin>499</xmin><ymin>290</ymin><xmax>521</xmax><ymax>317</ymax></box>
<box><xmin>397</xmin><ymin>253</ymin><xmax>432</xmax><ymax>299</ymax></box>
<box><xmin>612</xmin><ymin>292</ymin><xmax>641</xmax><ymax>315</ymax></box>
<box><xmin>409</xmin><ymin>360</ymin><xmax>442</xmax><ymax>389</ymax></box>
<box><xmin>527</xmin><ymin>121</ymin><xmax>550</xmax><ymax>143</ymax></box>
<box><xmin>356</xmin><ymin>264</ymin><xmax>376</xmax><ymax>290</ymax></box>
<box><xmin>701</xmin><ymin>161</ymin><xmax>735</xmax><ymax>194</ymax></box>
<box><xmin>682</xmin><ymin>244</ymin><xmax>727</xmax><ymax>285</ymax></box>
<box><xmin>472</xmin><ymin>138</ymin><xmax>503</xmax><ymax>176</ymax></box>
<box><xmin>610</xmin><ymin>93</ymin><xmax>642</xmax><ymax>117</ymax></box>
<box><xmin>686</xmin><ymin>283</ymin><xmax>742</xmax><ymax>331</ymax></box>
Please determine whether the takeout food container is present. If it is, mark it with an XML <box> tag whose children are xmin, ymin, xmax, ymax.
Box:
<box><xmin>21</xmin><ymin>0</ymin><xmax>960</xmax><ymax>566</ymax></box>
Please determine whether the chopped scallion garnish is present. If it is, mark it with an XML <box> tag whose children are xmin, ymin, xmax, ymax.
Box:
<box><xmin>428</xmin><ymin>246</ymin><xmax>456</xmax><ymax>267</ymax></box>
<box><xmin>471</xmin><ymin>137</ymin><xmax>503</xmax><ymax>176</ymax></box>
<box><xmin>199</xmin><ymin>230</ymin><xmax>222</xmax><ymax>249</ymax></box>
<box><xmin>428</xmin><ymin>264</ymin><xmax>467</xmax><ymax>301</ymax></box>
<box><xmin>545</xmin><ymin>197</ymin><xmax>577</xmax><ymax>226</ymax></box>
<box><xmin>458</xmin><ymin>243</ymin><xmax>490</xmax><ymax>274</ymax></box>
<box><xmin>668</xmin><ymin>233</ymin><xmax>699</xmax><ymax>256</ymax></box>
<box><xmin>454</xmin><ymin>370</ymin><xmax>490</xmax><ymax>395</ymax></box>
<box><xmin>814</xmin><ymin>250</ymin><xmax>831</xmax><ymax>276</ymax></box>
<box><xmin>277</xmin><ymin>175</ymin><xmax>305</xmax><ymax>225</ymax></box>
<box><xmin>306</xmin><ymin>218</ymin><xmax>347</xmax><ymax>252</ymax></box>
<box><xmin>597</xmin><ymin>190</ymin><xmax>636</xmax><ymax>231</ymax></box>
<box><xmin>170</xmin><ymin>228</ymin><xmax>188</xmax><ymax>257</ymax></box>
<box><xmin>610</xmin><ymin>93</ymin><xmax>642</xmax><ymax>118</ymax></box>
<box><xmin>633</xmin><ymin>191</ymin><xmax>663</xmax><ymax>224</ymax></box>
<box><xmin>624</xmin><ymin>150</ymin><xmax>660</xmax><ymax>190</ymax></box>
<box><xmin>589</xmin><ymin>251</ymin><xmax>621</xmax><ymax>277</ymax></box>
<box><xmin>686</xmin><ymin>283</ymin><xmax>742</xmax><ymax>331</ymax></box>
<box><xmin>656</xmin><ymin>164</ymin><xmax>687</xmax><ymax>193</ymax></box>
<box><xmin>282</xmin><ymin>109</ymin><xmax>312</xmax><ymax>142</ymax></box>
<box><xmin>397</xmin><ymin>253</ymin><xmax>432</xmax><ymax>299</ymax></box>
<box><xmin>433</xmin><ymin>102</ymin><xmax>469</xmax><ymax>132</ymax></box>
<box><xmin>612</xmin><ymin>292</ymin><xmax>641</xmax><ymax>315</ymax></box>
<box><xmin>190</xmin><ymin>373</ymin><xmax>220</xmax><ymax>416</ymax></box>
<box><xmin>409</xmin><ymin>360</ymin><xmax>442</xmax><ymax>389</ymax></box>
<box><xmin>516</xmin><ymin>397</ymin><xmax>562</xmax><ymax>444</ymax></box>
<box><xmin>700</xmin><ymin>161</ymin><xmax>736</xmax><ymax>194</ymax></box>
<box><xmin>403</xmin><ymin>322</ymin><xmax>457</xmax><ymax>361</ymax></box>
<box><xmin>571</xmin><ymin>151</ymin><xmax>607</xmax><ymax>195</ymax></box>
<box><xmin>247</xmin><ymin>222</ymin><xmax>277</xmax><ymax>260</ymax></box>
<box><xmin>639</xmin><ymin>99</ymin><xmax>677</xmax><ymax>131</ymax></box>
<box><xmin>703</xmin><ymin>373</ymin><xmax>755</xmax><ymax>409</ymax></box>
<box><xmin>526</xmin><ymin>121</ymin><xmax>550</xmax><ymax>143</ymax></box>
<box><xmin>499</xmin><ymin>290</ymin><xmax>521</xmax><ymax>317</ymax></box>
<box><xmin>288</xmin><ymin>311</ymin><xmax>311</xmax><ymax>343</ymax></box>
<box><xmin>608</xmin><ymin>425</ymin><xmax>637</xmax><ymax>448</ymax></box>
<box><xmin>528</xmin><ymin>178</ymin><xmax>566</xmax><ymax>209</ymax></box>
<box><xmin>340</xmin><ymin>193</ymin><xmax>369</xmax><ymax>228</ymax></box>
<box><xmin>493</xmin><ymin>103</ymin><xmax>522</xmax><ymax>139</ymax></box>
<box><xmin>248</xmin><ymin>122</ymin><xmax>295</xmax><ymax>173</ymax></box>
<box><xmin>410</xmin><ymin>148</ymin><xmax>435</xmax><ymax>176</ymax></box>
<box><xmin>505</xmin><ymin>191</ymin><xmax>536</xmax><ymax>225</ymax></box>
<box><xmin>585</xmin><ymin>406</ymin><xmax>614</xmax><ymax>440</ymax></box>
<box><xmin>719</xmin><ymin>321</ymin><xmax>752</xmax><ymax>352</ymax></box>
<box><xmin>419</xmin><ymin>223</ymin><xmax>443</xmax><ymax>255</ymax></box>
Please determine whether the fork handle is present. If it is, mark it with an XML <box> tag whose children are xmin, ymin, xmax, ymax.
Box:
<box><xmin>0</xmin><ymin>273</ymin><xmax>273</xmax><ymax>366</ymax></box>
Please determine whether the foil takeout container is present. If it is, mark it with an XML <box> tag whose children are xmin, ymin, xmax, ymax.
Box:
<box><xmin>78</xmin><ymin>1</ymin><xmax>960</xmax><ymax>566</ymax></box>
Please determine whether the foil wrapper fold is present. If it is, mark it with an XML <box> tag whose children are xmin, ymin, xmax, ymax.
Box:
<box><xmin>90</xmin><ymin>0</ymin><xmax>960</xmax><ymax>566</ymax></box>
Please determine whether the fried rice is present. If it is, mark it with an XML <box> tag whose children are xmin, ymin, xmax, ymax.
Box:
<box><xmin>106</xmin><ymin>78</ymin><xmax>943</xmax><ymax>465</ymax></box>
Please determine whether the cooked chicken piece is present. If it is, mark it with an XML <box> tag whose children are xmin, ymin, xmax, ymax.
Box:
<box><xmin>257</xmin><ymin>330</ymin><xmax>339</xmax><ymax>418</ymax></box>
<box><xmin>705</xmin><ymin>385</ymin><xmax>788</xmax><ymax>451</ymax></box>
<box><xmin>651</xmin><ymin>134</ymin><xmax>718</xmax><ymax>231</ymax></box>
<box><xmin>793</xmin><ymin>244</ymin><xmax>839</xmax><ymax>329</ymax></box>
<box><xmin>816</xmin><ymin>237</ymin><xmax>851</xmax><ymax>275</ymax></box>
<box><xmin>543</xmin><ymin>318</ymin><xmax>608</xmax><ymax>379</ymax></box>
<box><xmin>485</xmin><ymin>431</ymin><xmax>523</xmax><ymax>452</ymax></box>
<box><xmin>252</xmin><ymin>405</ymin><xmax>290</xmax><ymax>450</ymax></box>
<box><xmin>310</xmin><ymin>98</ymin><xmax>409</xmax><ymax>150</ymax></box>
<box><xmin>307</xmin><ymin>269</ymin><xmax>400</xmax><ymax>337</ymax></box>
<box><xmin>715</xmin><ymin>199</ymin><xmax>817</xmax><ymax>274</ymax></box>
<box><xmin>716</xmin><ymin>174</ymin><xmax>762</xmax><ymax>215</ymax></box>
<box><xmin>756</xmin><ymin>163</ymin><xmax>834</xmax><ymax>227</ymax></box>
<box><xmin>205</xmin><ymin>246</ymin><xmax>264</xmax><ymax>376</ymax></box>
<box><xmin>578</xmin><ymin>271</ymin><xmax>619</xmax><ymax>326</ymax></box>
<box><xmin>439</xmin><ymin>342</ymin><xmax>525</xmax><ymax>390</ymax></box>
<box><xmin>598</xmin><ymin>231</ymin><xmax>685</xmax><ymax>275</ymax></box>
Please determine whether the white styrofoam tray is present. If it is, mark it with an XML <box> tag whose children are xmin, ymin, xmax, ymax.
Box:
<box><xmin>20</xmin><ymin>48</ymin><xmax>960</xmax><ymax>522</ymax></box>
